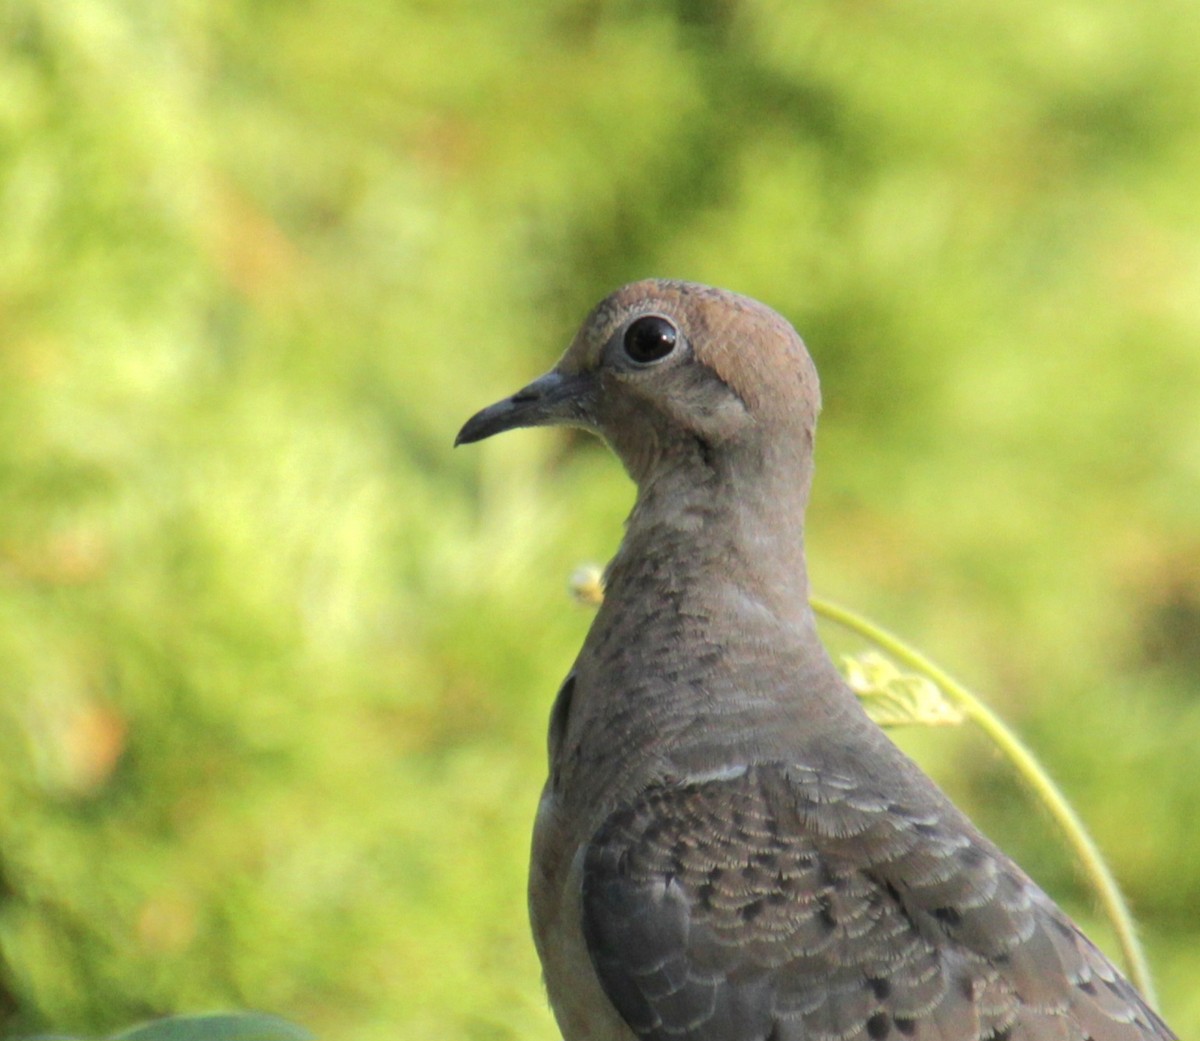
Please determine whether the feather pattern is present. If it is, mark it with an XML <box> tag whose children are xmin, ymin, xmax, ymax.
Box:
<box><xmin>582</xmin><ymin>765</ymin><xmax>1173</xmax><ymax>1041</ymax></box>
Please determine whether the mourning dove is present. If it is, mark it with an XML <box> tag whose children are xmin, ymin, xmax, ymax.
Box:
<box><xmin>456</xmin><ymin>280</ymin><xmax>1175</xmax><ymax>1041</ymax></box>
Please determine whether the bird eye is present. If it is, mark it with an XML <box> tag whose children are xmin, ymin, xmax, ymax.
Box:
<box><xmin>622</xmin><ymin>315</ymin><xmax>678</xmax><ymax>365</ymax></box>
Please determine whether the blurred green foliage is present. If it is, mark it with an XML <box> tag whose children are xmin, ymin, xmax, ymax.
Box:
<box><xmin>1</xmin><ymin>0</ymin><xmax>1198</xmax><ymax>1037</ymax></box>
<box><xmin>45</xmin><ymin>1012</ymin><xmax>312</xmax><ymax>1041</ymax></box>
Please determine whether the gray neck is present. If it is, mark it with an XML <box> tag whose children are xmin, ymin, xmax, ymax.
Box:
<box><xmin>610</xmin><ymin>435</ymin><xmax>815</xmax><ymax>628</ymax></box>
<box><xmin>554</xmin><ymin>441</ymin><xmax>871</xmax><ymax>815</ymax></box>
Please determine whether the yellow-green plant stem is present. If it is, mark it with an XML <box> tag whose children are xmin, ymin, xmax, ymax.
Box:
<box><xmin>809</xmin><ymin>596</ymin><xmax>1158</xmax><ymax>1008</ymax></box>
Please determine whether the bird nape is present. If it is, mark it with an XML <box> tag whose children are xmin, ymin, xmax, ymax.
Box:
<box><xmin>456</xmin><ymin>279</ymin><xmax>1176</xmax><ymax>1041</ymax></box>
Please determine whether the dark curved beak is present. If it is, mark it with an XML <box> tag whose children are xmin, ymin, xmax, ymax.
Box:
<box><xmin>455</xmin><ymin>370</ymin><xmax>595</xmax><ymax>446</ymax></box>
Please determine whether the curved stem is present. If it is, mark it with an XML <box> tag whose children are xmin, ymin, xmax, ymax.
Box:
<box><xmin>810</xmin><ymin>595</ymin><xmax>1158</xmax><ymax>1008</ymax></box>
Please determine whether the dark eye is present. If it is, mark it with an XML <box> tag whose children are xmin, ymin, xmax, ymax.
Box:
<box><xmin>623</xmin><ymin>315</ymin><xmax>678</xmax><ymax>365</ymax></box>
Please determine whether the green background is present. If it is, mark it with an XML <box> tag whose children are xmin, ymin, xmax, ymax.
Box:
<box><xmin>1</xmin><ymin>0</ymin><xmax>1198</xmax><ymax>1037</ymax></box>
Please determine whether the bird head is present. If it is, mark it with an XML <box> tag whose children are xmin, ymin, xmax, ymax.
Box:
<box><xmin>456</xmin><ymin>280</ymin><xmax>821</xmax><ymax>489</ymax></box>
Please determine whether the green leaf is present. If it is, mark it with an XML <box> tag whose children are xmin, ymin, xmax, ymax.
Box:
<box><xmin>109</xmin><ymin>1014</ymin><xmax>313</xmax><ymax>1041</ymax></box>
<box><xmin>842</xmin><ymin>651</ymin><xmax>965</xmax><ymax>729</ymax></box>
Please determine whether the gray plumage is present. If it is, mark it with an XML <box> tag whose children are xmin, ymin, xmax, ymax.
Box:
<box><xmin>456</xmin><ymin>279</ymin><xmax>1175</xmax><ymax>1041</ymax></box>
